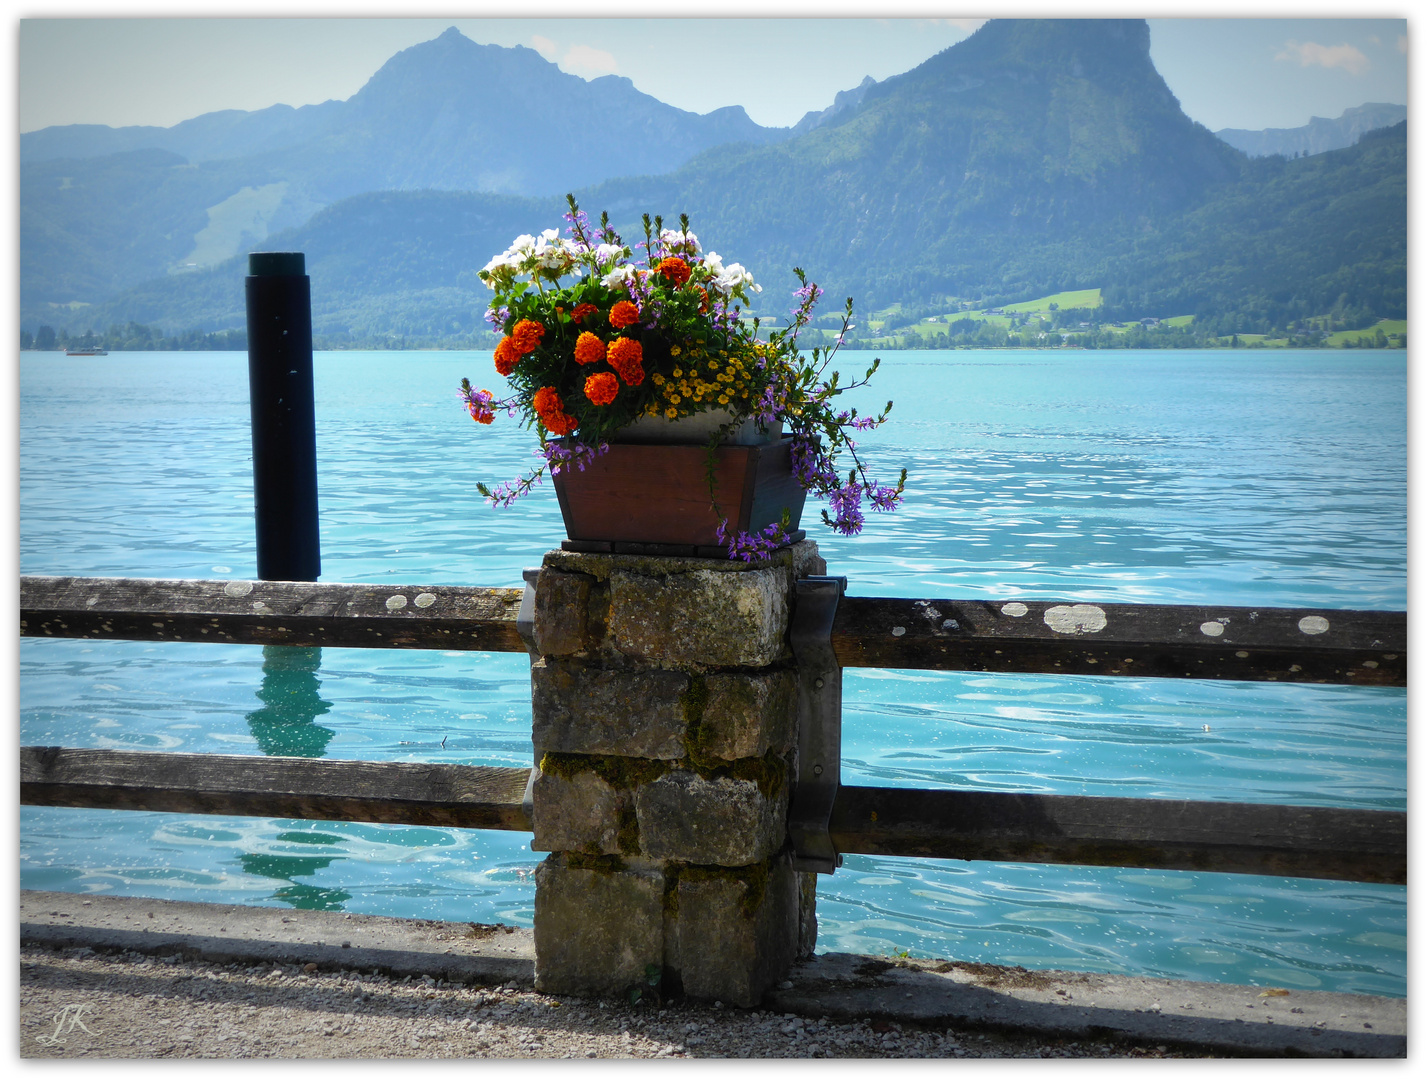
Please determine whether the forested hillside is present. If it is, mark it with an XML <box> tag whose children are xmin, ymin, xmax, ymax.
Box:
<box><xmin>24</xmin><ymin>20</ymin><xmax>1406</xmax><ymax>348</ymax></box>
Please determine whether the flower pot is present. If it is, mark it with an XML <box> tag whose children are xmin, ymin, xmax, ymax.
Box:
<box><xmin>613</xmin><ymin>409</ymin><xmax>776</xmax><ymax>446</ymax></box>
<box><xmin>551</xmin><ymin>436</ymin><xmax>807</xmax><ymax>556</ymax></box>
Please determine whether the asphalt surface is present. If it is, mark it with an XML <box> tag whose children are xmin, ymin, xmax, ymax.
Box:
<box><xmin>20</xmin><ymin>889</ymin><xmax>1405</xmax><ymax>1058</ymax></box>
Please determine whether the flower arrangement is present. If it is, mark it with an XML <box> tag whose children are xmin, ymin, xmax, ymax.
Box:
<box><xmin>461</xmin><ymin>195</ymin><xmax>905</xmax><ymax>559</ymax></box>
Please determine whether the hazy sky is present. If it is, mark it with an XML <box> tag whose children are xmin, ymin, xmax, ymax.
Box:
<box><xmin>16</xmin><ymin>3</ymin><xmax>1411</xmax><ymax>136</ymax></box>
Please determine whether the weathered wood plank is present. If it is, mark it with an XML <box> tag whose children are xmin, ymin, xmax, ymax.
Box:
<box><xmin>21</xmin><ymin>577</ymin><xmax>1406</xmax><ymax>686</ymax></box>
<box><xmin>20</xmin><ymin>747</ymin><xmax>533</xmax><ymax>831</ymax></box>
<box><xmin>20</xmin><ymin>748</ymin><xmax>1404</xmax><ymax>884</ymax></box>
<box><xmin>20</xmin><ymin>576</ymin><xmax>527</xmax><ymax>653</ymax></box>
<box><xmin>833</xmin><ymin>596</ymin><xmax>1406</xmax><ymax>685</ymax></box>
<box><xmin>830</xmin><ymin>786</ymin><xmax>1406</xmax><ymax>884</ymax></box>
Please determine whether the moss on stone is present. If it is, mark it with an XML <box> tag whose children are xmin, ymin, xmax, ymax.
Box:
<box><xmin>661</xmin><ymin>863</ymin><xmax>686</xmax><ymax>918</ymax></box>
<box><xmin>704</xmin><ymin>748</ymin><xmax>789</xmax><ymax>801</ymax></box>
<box><xmin>563</xmin><ymin>851</ymin><xmax>627</xmax><ymax>875</ymax></box>
<box><xmin>680</xmin><ymin>675</ymin><xmax>717</xmax><ymax>769</ymax></box>
<box><xmin>540</xmin><ymin>751</ymin><xmax>668</xmax><ymax>791</ymax></box>
<box><xmin>541</xmin><ymin>745</ymin><xmax>785</xmax><ymax>800</ymax></box>
<box><xmin>677</xmin><ymin>860</ymin><xmax>771</xmax><ymax>920</ymax></box>
<box><xmin>616</xmin><ymin>804</ymin><xmax>642</xmax><ymax>856</ymax></box>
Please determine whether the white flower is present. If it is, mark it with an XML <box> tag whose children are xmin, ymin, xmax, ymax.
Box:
<box><xmin>539</xmin><ymin>228</ymin><xmax>561</xmax><ymax>243</ymax></box>
<box><xmin>703</xmin><ymin>251</ymin><xmax>725</xmax><ymax>275</ymax></box>
<box><xmin>715</xmin><ymin>262</ymin><xmax>757</xmax><ymax>294</ymax></box>
<box><xmin>661</xmin><ymin>227</ymin><xmax>699</xmax><ymax>255</ymax></box>
<box><xmin>602</xmin><ymin>264</ymin><xmax>640</xmax><ymax>290</ymax></box>
<box><xmin>593</xmin><ymin>243</ymin><xmax>626</xmax><ymax>268</ymax></box>
<box><xmin>508</xmin><ymin>234</ymin><xmax>536</xmax><ymax>256</ymax></box>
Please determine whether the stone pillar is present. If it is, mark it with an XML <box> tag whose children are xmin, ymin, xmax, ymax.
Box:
<box><xmin>528</xmin><ymin>540</ymin><xmax>826</xmax><ymax>1007</ymax></box>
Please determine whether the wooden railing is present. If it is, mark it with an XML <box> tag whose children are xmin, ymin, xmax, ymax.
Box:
<box><xmin>19</xmin><ymin>575</ymin><xmax>1407</xmax><ymax>885</ymax></box>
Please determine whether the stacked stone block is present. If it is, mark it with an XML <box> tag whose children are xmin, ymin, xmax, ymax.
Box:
<box><xmin>528</xmin><ymin>541</ymin><xmax>825</xmax><ymax>1007</ymax></box>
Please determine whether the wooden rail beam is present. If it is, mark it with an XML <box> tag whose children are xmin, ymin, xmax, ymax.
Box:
<box><xmin>833</xmin><ymin>596</ymin><xmax>1406</xmax><ymax>686</ymax></box>
<box><xmin>20</xmin><ymin>577</ymin><xmax>1407</xmax><ymax>685</ymax></box>
<box><xmin>829</xmin><ymin>786</ymin><xmax>1405</xmax><ymax>885</ymax></box>
<box><xmin>21</xmin><ymin>748</ymin><xmax>1405</xmax><ymax>884</ymax></box>
<box><xmin>20</xmin><ymin>576</ymin><xmax>527</xmax><ymax>653</ymax></box>
<box><xmin>20</xmin><ymin>747</ymin><xmax>533</xmax><ymax>832</ymax></box>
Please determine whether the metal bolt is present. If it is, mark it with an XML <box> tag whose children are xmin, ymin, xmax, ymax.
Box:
<box><xmin>814</xmin><ymin>677</ymin><xmax>824</xmax><ymax>689</ymax></box>
<box><xmin>813</xmin><ymin>764</ymin><xmax>823</xmax><ymax>776</ymax></box>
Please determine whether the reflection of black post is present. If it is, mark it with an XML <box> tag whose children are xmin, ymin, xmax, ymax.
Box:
<box><xmin>246</xmin><ymin>251</ymin><xmax>319</xmax><ymax>582</ymax></box>
<box><xmin>246</xmin><ymin>645</ymin><xmax>334</xmax><ymax>758</ymax></box>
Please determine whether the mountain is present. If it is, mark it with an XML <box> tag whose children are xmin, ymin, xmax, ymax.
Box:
<box><xmin>78</xmin><ymin>189</ymin><xmax>565</xmax><ymax>343</ymax></box>
<box><xmin>1216</xmin><ymin>103</ymin><xmax>1407</xmax><ymax>158</ymax></box>
<box><xmin>19</xmin><ymin>100</ymin><xmax>349</xmax><ymax>166</ymax></box>
<box><xmin>20</xmin><ymin>26</ymin><xmax>789</xmax><ymax>321</ymax></box>
<box><xmin>791</xmin><ymin>76</ymin><xmax>877</xmax><ymax>134</ymax></box>
<box><xmin>28</xmin><ymin>19</ymin><xmax>1406</xmax><ymax>343</ymax></box>
<box><xmin>579</xmin><ymin>18</ymin><xmax>1245</xmax><ymax>307</ymax></box>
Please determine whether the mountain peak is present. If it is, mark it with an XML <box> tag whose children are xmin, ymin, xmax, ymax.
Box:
<box><xmin>874</xmin><ymin>18</ymin><xmax>1158</xmax><ymax>103</ymax></box>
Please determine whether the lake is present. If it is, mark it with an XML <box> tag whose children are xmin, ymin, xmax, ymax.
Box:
<box><xmin>18</xmin><ymin>348</ymin><xmax>1407</xmax><ymax>997</ymax></box>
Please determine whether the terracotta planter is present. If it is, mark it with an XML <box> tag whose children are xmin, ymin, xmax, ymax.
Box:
<box><xmin>551</xmin><ymin>436</ymin><xmax>808</xmax><ymax>556</ymax></box>
<box><xmin>612</xmin><ymin>409</ymin><xmax>776</xmax><ymax>446</ymax></box>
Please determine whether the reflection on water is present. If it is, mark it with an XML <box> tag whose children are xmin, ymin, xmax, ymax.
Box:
<box><xmin>245</xmin><ymin>646</ymin><xmax>334</xmax><ymax>758</ymax></box>
<box><xmin>242</xmin><ymin>650</ymin><xmax>348</xmax><ymax>908</ymax></box>
<box><xmin>238</xmin><ymin>851</ymin><xmax>352</xmax><ymax>911</ymax></box>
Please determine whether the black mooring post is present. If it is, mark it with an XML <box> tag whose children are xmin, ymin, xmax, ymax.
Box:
<box><xmin>245</xmin><ymin>251</ymin><xmax>320</xmax><ymax>582</ymax></box>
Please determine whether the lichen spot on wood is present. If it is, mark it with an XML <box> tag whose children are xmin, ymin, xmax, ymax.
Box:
<box><xmin>414</xmin><ymin>593</ymin><xmax>437</xmax><ymax>608</ymax></box>
<box><xmin>891</xmin><ymin>626</ymin><xmax>906</xmax><ymax>637</ymax></box>
<box><xmin>224</xmin><ymin>581</ymin><xmax>254</xmax><ymax>597</ymax></box>
<box><xmin>1298</xmin><ymin>615</ymin><xmax>1330</xmax><ymax>635</ymax></box>
<box><xmin>386</xmin><ymin>594</ymin><xmax>408</xmax><ymax>611</ymax></box>
<box><xmin>1043</xmin><ymin>604</ymin><xmax>1107</xmax><ymax>635</ymax></box>
<box><xmin>1200</xmin><ymin>621</ymin><xmax>1225</xmax><ymax>637</ymax></box>
<box><xmin>1001</xmin><ymin>602</ymin><xmax>1029</xmax><ymax>617</ymax></box>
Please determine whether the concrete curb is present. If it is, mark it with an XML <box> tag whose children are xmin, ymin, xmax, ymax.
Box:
<box><xmin>20</xmin><ymin>890</ymin><xmax>1404</xmax><ymax>1057</ymax></box>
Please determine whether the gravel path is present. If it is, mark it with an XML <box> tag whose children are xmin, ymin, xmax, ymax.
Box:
<box><xmin>21</xmin><ymin>943</ymin><xmax>1203</xmax><ymax>1059</ymax></box>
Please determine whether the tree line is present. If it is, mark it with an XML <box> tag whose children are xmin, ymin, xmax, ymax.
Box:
<box><xmin>22</xmin><ymin>322</ymin><xmax>249</xmax><ymax>352</ymax></box>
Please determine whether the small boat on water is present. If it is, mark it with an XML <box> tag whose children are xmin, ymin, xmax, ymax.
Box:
<box><xmin>65</xmin><ymin>346</ymin><xmax>108</xmax><ymax>356</ymax></box>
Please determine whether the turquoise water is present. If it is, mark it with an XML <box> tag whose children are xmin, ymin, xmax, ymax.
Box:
<box><xmin>19</xmin><ymin>349</ymin><xmax>1407</xmax><ymax>996</ymax></box>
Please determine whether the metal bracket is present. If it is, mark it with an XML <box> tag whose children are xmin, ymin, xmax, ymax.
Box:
<box><xmin>787</xmin><ymin>575</ymin><xmax>846</xmax><ymax>875</ymax></box>
<box><xmin>520</xmin><ymin>762</ymin><xmax>542</xmax><ymax>833</ymax></box>
<box><xmin>515</xmin><ymin>567</ymin><xmax>541</xmax><ymax>656</ymax></box>
<box><xmin>516</xmin><ymin>568</ymin><xmax>544</xmax><ymax>805</ymax></box>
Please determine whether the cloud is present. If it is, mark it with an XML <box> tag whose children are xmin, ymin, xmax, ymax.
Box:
<box><xmin>560</xmin><ymin>44</ymin><xmax>620</xmax><ymax>79</ymax></box>
<box><xmin>531</xmin><ymin>35</ymin><xmax>558</xmax><ymax>60</ymax></box>
<box><xmin>1275</xmin><ymin>40</ymin><xmax>1371</xmax><ymax>75</ymax></box>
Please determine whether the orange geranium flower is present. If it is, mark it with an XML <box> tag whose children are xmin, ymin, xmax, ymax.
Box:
<box><xmin>584</xmin><ymin>371</ymin><xmax>619</xmax><ymax>406</ymax></box>
<box><xmin>511</xmin><ymin>319</ymin><xmax>545</xmax><ymax>354</ymax></box>
<box><xmin>571</xmin><ymin>303</ymin><xmax>599</xmax><ymax>324</ymax></box>
<box><xmin>494</xmin><ymin>336</ymin><xmax>521</xmax><ymax>376</ymax></box>
<box><xmin>545</xmin><ymin>411</ymin><xmax>578</xmax><ymax>436</ymax></box>
<box><xmin>533</xmin><ymin>386</ymin><xmax>564</xmax><ymax>419</ymax></box>
<box><xmin>533</xmin><ymin>387</ymin><xmax>578</xmax><ymax>435</ymax></box>
<box><xmin>574</xmin><ymin>331</ymin><xmax>607</xmax><ymax>365</ymax></box>
<box><xmin>608</xmin><ymin>300</ymin><xmax>640</xmax><ymax>330</ymax></box>
<box><xmin>607</xmin><ymin>336</ymin><xmax>645</xmax><ymax>386</ymax></box>
<box><xmin>656</xmin><ymin>257</ymin><xmax>691</xmax><ymax>286</ymax></box>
